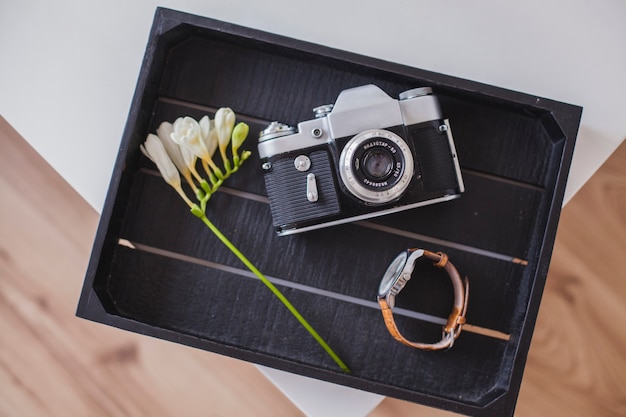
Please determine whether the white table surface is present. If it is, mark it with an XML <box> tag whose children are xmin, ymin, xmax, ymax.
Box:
<box><xmin>2</xmin><ymin>1</ymin><xmax>625</xmax><ymax>415</ymax></box>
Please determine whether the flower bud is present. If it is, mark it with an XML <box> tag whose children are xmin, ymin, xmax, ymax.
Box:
<box><xmin>232</xmin><ymin>122</ymin><xmax>249</xmax><ymax>154</ymax></box>
<box><xmin>215</xmin><ymin>108</ymin><xmax>236</xmax><ymax>150</ymax></box>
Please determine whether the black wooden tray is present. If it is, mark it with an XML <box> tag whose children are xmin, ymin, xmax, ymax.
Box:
<box><xmin>77</xmin><ymin>8</ymin><xmax>581</xmax><ymax>416</ymax></box>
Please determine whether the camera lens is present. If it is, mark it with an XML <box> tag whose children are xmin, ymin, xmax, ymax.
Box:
<box><xmin>363</xmin><ymin>148</ymin><xmax>393</xmax><ymax>180</ymax></box>
<box><xmin>339</xmin><ymin>129</ymin><xmax>414</xmax><ymax>205</ymax></box>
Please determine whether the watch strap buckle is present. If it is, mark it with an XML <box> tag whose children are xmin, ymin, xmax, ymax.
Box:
<box><xmin>442</xmin><ymin>276</ymin><xmax>470</xmax><ymax>349</ymax></box>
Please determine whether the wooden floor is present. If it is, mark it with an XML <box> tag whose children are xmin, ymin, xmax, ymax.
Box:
<box><xmin>1</xmin><ymin>115</ymin><xmax>624</xmax><ymax>416</ymax></box>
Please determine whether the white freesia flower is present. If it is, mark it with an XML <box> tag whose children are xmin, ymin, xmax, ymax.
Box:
<box><xmin>141</xmin><ymin>134</ymin><xmax>194</xmax><ymax>207</ymax></box>
<box><xmin>215</xmin><ymin>107</ymin><xmax>236</xmax><ymax>169</ymax></box>
<box><xmin>156</xmin><ymin>122</ymin><xmax>188</xmax><ymax>175</ymax></box>
<box><xmin>171</xmin><ymin>116</ymin><xmax>211</xmax><ymax>161</ymax></box>
<box><xmin>160</xmin><ymin>120</ymin><xmax>201</xmax><ymax>182</ymax></box>
<box><xmin>172</xmin><ymin>115</ymin><xmax>224</xmax><ymax>180</ymax></box>
<box><xmin>156</xmin><ymin>121</ymin><xmax>200</xmax><ymax>193</ymax></box>
<box><xmin>141</xmin><ymin>134</ymin><xmax>180</xmax><ymax>187</ymax></box>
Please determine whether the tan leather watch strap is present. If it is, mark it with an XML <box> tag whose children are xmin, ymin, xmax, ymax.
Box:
<box><xmin>378</xmin><ymin>249</ymin><xmax>469</xmax><ymax>350</ymax></box>
<box><xmin>378</xmin><ymin>298</ymin><xmax>457</xmax><ymax>350</ymax></box>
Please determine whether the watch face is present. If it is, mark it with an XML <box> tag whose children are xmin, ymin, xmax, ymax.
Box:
<box><xmin>378</xmin><ymin>251</ymin><xmax>408</xmax><ymax>296</ymax></box>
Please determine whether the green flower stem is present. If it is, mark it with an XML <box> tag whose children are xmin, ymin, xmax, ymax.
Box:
<box><xmin>195</xmin><ymin>211</ymin><xmax>350</xmax><ymax>373</ymax></box>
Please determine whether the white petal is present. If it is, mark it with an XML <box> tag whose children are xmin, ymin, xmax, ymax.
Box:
<box><xmin>199</xmin><ymin>115</ymin><xmax>211</xmax><ymax>140</ymax></box>
<box><xmin>206</xmin><ymin>120</ymin><xmax>218</xmax><ymax>157</ymax></box>
<box><xmin>215</xmin><ymin>107</ymin><xmax>235</xmax><ymax>150</ymax></box>
<box><xmin>157</xmin><ymin>121</ymin><xmax>189</xmax><ymax>175</ymax></box>
<box><xmin>180</xmin><ymin>143</ymin><xmax>197</xmax><ymax>169</ymax></box>
<box><xmin>143</xmin><ymin>134</ymin><xmax>181</xmax><ymax>187</ymax></box>
<box><xmin>170</xmin><ymin>117</ymin><xmax>185</xmax><ymax>145</ymax></box>
<box><xmin>156</xmin><ymin>121</ymin><xmax>173</xmax><ymax>143</ymax></box>
<box><xmin>140</xmin><ymin>141</ymin><xmax>153</xmax><ymax>162</ymax></box>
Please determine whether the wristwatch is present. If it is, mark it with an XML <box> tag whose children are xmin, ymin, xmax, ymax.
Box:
<box><xmin>377</xmin><ymin>249</ymin><xmax>469</xmax><ymax>350</ymax></box>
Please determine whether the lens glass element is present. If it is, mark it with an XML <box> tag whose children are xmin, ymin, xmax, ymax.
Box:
<box><xmin>363</xmin><ymin>148</ymin><xmax>393</xmax><ymax>180</ymax></box>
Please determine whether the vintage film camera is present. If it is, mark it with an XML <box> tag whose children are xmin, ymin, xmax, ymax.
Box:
<box><xmin>258</xmin><ymin>84</ymin><xmax>464</xmax><ymax>235</ymax></box>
